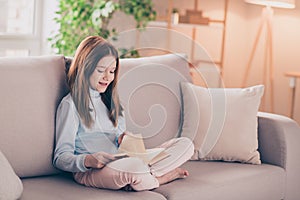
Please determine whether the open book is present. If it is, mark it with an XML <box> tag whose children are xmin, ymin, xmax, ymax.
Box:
<box><xmin>114</xmin><ymin>133</ymin><xmax>170</xmax><ymax>166</ymax></box>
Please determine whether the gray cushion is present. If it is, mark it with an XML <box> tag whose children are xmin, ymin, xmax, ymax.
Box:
<box><xmin>0</xmin><ymin>55</ymin><xmax>69</xmax><ymax>178</ymax></box>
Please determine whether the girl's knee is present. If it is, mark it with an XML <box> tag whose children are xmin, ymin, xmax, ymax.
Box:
<box><xmin>176</xmin><ymin>137</ymin><xmax>194</xmax><ymax>159</ymax></box>
<box><xmin>179</xmin><ymin>137</ymin><xmax>194</xmax><ymax>149</ymax></box>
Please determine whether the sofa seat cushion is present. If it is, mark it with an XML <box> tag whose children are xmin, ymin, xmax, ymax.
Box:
<box><xmin>154</xmin><ymin>161</ymin><xmax>285</xmax><ymax>200</ymax></box>
<box><xmin>20</xmin><ymin>173</ymin><xmax>166</xmax><ymax>200</ymax></box>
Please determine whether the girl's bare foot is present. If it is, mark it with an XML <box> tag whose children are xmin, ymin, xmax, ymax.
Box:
<box><xmin>156</xmin><ymin>168</ymin><xmax>189</xmax><ymax>185</ymax></box>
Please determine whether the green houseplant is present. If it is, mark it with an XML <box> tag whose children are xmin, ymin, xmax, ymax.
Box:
<box><xmin>49</xmin><ymin>0</ymin><xmax>156</xmax><ymax>57</ymax></box>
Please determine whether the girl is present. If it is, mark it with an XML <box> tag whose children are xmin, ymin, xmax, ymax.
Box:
<box><xmin>53</xmin><ymin>35</ymin><xmax>194</xmax><ymax>191</ymax></box>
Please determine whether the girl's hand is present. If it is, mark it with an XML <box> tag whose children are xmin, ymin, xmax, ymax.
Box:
<box><xmin>117</xmin><ymin>133</ymin><xmax>125</xmax><ymax>145</ymax></box>
<box><xmin>84</xmin><ymin>152</ymin><xmax>116</xmax><ymax>169</ymax></box>
<box><xmin>118</xmin><ymin>131</ymin><xmax>132</xmax><ymax>145</ymax></box>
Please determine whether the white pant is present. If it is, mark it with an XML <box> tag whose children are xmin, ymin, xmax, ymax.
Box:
<box><xmin>73</xmin><ymin>137</ymin><xmax>194</xmax><ymax>191</ymax></box>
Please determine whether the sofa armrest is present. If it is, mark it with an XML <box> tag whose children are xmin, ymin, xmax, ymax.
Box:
<box><xmin>257</xmin><ymin>112</ymin><xmax>300</xmax><ymax>200</ymax></box>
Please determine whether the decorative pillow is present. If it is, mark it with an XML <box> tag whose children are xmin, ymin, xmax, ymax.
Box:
<box><xmin>0</xmin><ymin>150</ymin><xmax>23</xmax><ymax>200</ymax></box>
<box><xmin>180</xmin><ymin>82</ymin><xmax>264</xmax><ymax>164</ymax></box>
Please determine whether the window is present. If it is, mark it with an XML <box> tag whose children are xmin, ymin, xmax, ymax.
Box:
<box><xmin>0</xmin><ymin>0</ymin><xmax>35</xmax><ymax>35</ymax></box>
<box><xmin>0</xmin><ymin>0</ymin><xmax>42</xmax><ymax>57</ymax></box>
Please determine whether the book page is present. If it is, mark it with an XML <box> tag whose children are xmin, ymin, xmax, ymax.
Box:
<box><xmin>148</xmin><ymin>151</ymin><xmax>170</xmax><ymax>166</ymax></box>
<box><xmin>118</xmin><ymin>133</ymin><xmax>146</xmax><ymax>154</ymax></box>
<box><xmin>117</xmin><ymin>133</ymin><xmax>169</xmax><ymax>164</ymax></box>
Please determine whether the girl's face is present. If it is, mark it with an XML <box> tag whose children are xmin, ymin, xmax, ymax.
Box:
<box><xmin>89</xmin><ymin>55</ymin><xmax>116</xmax><ymax>93</ymax></box>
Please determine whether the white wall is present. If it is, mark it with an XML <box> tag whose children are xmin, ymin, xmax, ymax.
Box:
<box><xmin>224</xmin><ymin>0</ymin><xmax>300</xmax><ymax>123</ymax></box>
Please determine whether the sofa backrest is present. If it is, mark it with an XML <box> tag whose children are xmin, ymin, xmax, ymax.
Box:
<box><xmin>0</xmin><ymin>55</ymin><xmax>69</xmax><ymax>178</ymax></box>
<box><xmin>119</xmin><ymin>54</ymin><xmax>192</xmax><ymax>148</ymax></box>
<box><xmin>0</xmin><ymin>53</ymin><xmax>191</xmax><ymax>178</ymax></box>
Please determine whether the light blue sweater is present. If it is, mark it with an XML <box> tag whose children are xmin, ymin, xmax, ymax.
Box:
<box><xmin>53</xmin><ymin>89</ymin><xmax>126</xmax><ymax>172</ymax></box>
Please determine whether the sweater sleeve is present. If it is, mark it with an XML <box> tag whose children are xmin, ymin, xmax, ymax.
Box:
<box><xmin>115</xmin><ymin>113</ymin><xmax>126</xmax><ymax>147</ymax></box>
<box><xmin>116</xmin><ymin>113</ymin><xmax>126</xmax><ymax>137</ymax></box>
<box><xmin>53</xmin><ymin>98</ymin><xmax>89</xmax><ymax>172</ymax></box>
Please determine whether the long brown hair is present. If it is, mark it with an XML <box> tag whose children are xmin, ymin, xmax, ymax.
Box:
<box><xmin>68</xmin><ymin>36</ymin><xmax>122</xmax><ymax>128</ymax></box>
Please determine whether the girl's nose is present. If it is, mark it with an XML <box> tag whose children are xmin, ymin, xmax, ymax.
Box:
<box><xmin>103</xmin><ymin>71</ymin><xmax>112</xmax><ymax>81</ymax></box>
<box><xmin>103</xmin><ymin>74</ymin><xmax>108</xmax><ymax>80</ymax></box>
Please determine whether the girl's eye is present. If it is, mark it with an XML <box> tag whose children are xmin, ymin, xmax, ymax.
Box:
<box><xmin>110</xmin><ymin>71</ymin><xmax>115</xmax><ymax>74</ymax></box>
<box><xmin>97</xmin><ymin>69</ymin><xmax>104</xmax><ymax>73</ymax></box>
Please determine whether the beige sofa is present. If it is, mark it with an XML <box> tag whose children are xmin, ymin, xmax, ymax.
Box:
<box><xmin>0</xmin><ymin>54</ymin><xmax>300</xmax><ymax>200</ymax></box>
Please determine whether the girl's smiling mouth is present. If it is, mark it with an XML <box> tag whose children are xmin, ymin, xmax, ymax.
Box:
<box><xmin>99</xmin><ymin>81</ymin><xmax>108</xmax><ymax>86</ymax></box>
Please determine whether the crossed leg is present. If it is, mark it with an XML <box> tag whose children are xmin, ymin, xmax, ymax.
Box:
<box><xmin>73</xmin><ymin>137</ymin><xmax>194</xmax><ymax>191</ymax></box>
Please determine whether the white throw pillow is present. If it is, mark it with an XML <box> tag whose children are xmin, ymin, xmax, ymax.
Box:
<box><xmin>0</xmin><ymin>150</ymin><xmax>23</xmax><ymax>200</ymax></box>
<box><xmin>180</xmin><ymin>82</ymin><xmax>264</xmax><ymax>164</ymax></box>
